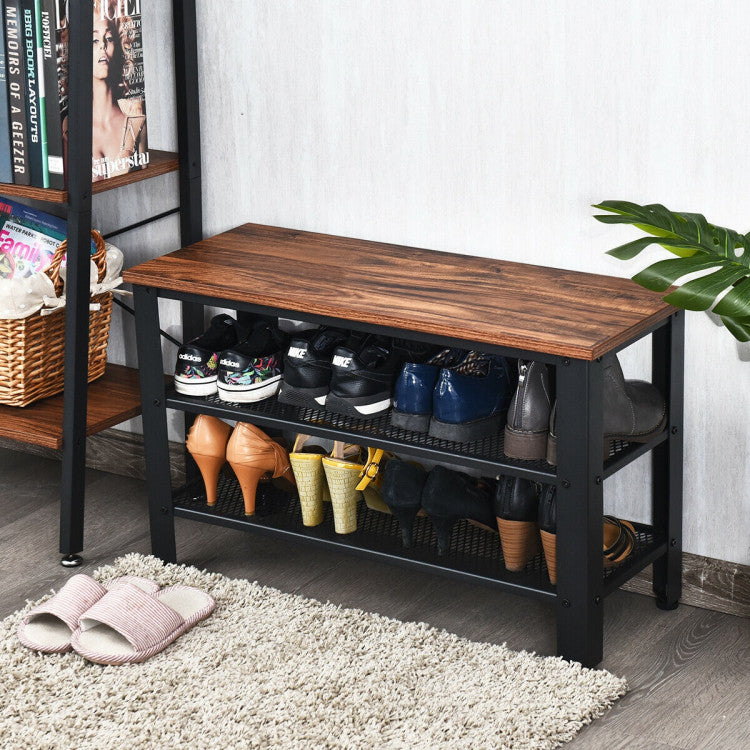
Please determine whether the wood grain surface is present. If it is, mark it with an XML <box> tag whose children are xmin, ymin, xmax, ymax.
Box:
<box><xmin>123</xmin><ymin>223</ymin><xmax>675</xmax><ymax>360</ymax></box>
<box><xmin>0</xmin><ymin>364</ymin><xmax>143</xmax><ymax>449</ymax></box>
<box><xmin>0</xmin><ymin>150</ymin><xmax>179</xmax><ymax>204</ymax></box>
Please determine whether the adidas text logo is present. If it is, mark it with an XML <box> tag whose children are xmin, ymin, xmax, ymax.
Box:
<box><xmin>287</xmin><ymin>346</ymin><xmax>307</xmax><ymax>359</ymax></box>
<box><xmin>332</xmin><ymin>355</ymin><xmax>353</xmax><ymax>368</ymax></box>
<box><xmin>220</xmin><ymin>359</ymin><xmax>240</xmax><ymax>368</ymax></box>
<box><xmin>178</xmin><ymin>353</ymin><xmax>202</xmax><ymax>362</ymax></box>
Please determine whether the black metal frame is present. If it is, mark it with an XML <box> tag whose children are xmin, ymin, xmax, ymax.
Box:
<box><xmin>56</xmin><ymin>0</ymin><xmax>202</xmax><ymax>563</ymax></box>
<box><xmin>132</xmin><ymin>279</ymin><xmax>684</xmax><ymax>666</ymax></box>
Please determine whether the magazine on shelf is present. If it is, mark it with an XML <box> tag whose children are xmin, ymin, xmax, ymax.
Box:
<box><xmin>3</xmin><ymin>0</ymin><xmax>30</xmax><ymax>185</ymax></box>
<box><xmin>91</xmin><ymin>0</ymin><xmax>149</xmax><ymax>182</ymax></box>
<box><xmin>0</xmin><ymin>196</ymin><xmax>97</xmax><ymax>278</ymax></box>
<box><xmin>0</xmin><ymin>197</ymin><xmax>62</xmax><ymax>278</ymax></box>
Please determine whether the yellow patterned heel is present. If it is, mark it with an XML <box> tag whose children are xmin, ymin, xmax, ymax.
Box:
<box><xmin>355</xmin><ymin>447</ymin><xmax>393</xmax><ymax>515</ymax></box>
<box><xmin>322</xmin><ymin>442</ymin><xmax>363</xmax><ymax>534</ymax></box>
<box><xmin>289</xmin><ymin>434</ymin><xmax>330</xmax><ymax>527</ymax></box>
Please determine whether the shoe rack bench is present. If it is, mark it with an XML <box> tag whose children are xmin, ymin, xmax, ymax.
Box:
<box><xmin>124</xmin><ymin>223</ymin><xmax>684</xmax><ymax>667</ymax></box>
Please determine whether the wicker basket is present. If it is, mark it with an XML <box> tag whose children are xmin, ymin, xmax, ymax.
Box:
<box><xmin>0</xmin><ymin>230</ymin><xmax>112</xmax><ymax>407</ymax></box>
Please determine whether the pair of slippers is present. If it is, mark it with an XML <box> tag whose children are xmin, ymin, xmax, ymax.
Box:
<box><xmin>17</xmin><ymin>574</ymin><xmax>215</xmax><ymax>665</ymax></box>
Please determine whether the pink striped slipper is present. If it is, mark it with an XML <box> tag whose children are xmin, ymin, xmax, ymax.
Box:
<box><xmin>17</xmin><ymin>574</ymin><xmax>159</xmax><ymax>654</ymax></box>
<box><xmin>69</xmin><ymin>582</ymin><xmax>215</xmax><ymax>665</ymax></box>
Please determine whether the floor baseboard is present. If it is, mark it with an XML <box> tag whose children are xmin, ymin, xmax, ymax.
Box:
<box><xmin>2</xmin><ymin>428</ymin><xmax>748</xmax><ymax>619</ymax></box>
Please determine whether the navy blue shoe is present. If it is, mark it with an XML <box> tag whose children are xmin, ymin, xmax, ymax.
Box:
<box><xmin>390</xmin><ymin>348</ymin><xmax>468</xmax><ymax>432</ymax></box>
<box><xmin>428</xmin><ymin>353</ymin><xmax>513</xmax><ymax>442</ymax></box>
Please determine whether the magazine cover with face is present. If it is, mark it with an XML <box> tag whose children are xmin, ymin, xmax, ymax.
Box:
<box><xmin>60</xmin><ymin>0</ymin><xmax>149</xmax><ymax>183</ymax></box>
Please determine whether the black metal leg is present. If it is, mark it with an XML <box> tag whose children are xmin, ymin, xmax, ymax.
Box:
<box><xmin>555</xmin><ymin>358</ymin><xmax>605</xmax><ymax>666</ymax></box>
<box><xmin>58</xmin><ymin>2</ymin><xmax>94</xmax><ymax>563</ymax></box>
<box><xmin>173</xmin><ymin>0</ymin><xmax>202</xmax><ymax>247</ymax></box>
<box><xmin>173</xmin><ymin>0</ymin><xmax>203</xmax><ymax>491</ymax></box>
<box><xmin>180</xmin><ymin>301</ymin><xmax>204</xmax><ymax>486</ymax></box>
<box><xmin>134</xmin><ymin>286</ymin><xmax>177</xmax><ymax>562</ymax></box>
<box><xmin>651</xmin><ymin>312</ymin><xmax>684</xmax><ymax>609</ymax></box>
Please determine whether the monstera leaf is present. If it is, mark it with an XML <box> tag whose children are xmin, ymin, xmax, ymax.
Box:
<box><xmin>593</xmin><ymin>201</ymin><xmax>750</xmax><ymax>341</ymax></box>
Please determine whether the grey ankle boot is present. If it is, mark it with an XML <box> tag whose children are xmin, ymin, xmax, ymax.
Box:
<box><xmin>602</xmin><ymin>353</ymin><xmax>667</xmax><ymax>457</ymax></box>
<box><xmin>545</xmin><ymin>354</ymin><xmax>667</xmax><ymax>466</ymax></box>
<box><xmin>504</xmin><ymin>360</ymin><xmax>552</xmax><ymax>460</ymax></box>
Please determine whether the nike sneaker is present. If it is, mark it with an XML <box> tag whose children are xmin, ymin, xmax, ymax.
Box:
<box><xmin>325</xmin><ymin>335</ymin><xmax>399</xmax><ymax>419</ymax></box>
<box><xmin>277</xmin><ymin>327</ymin><xmax>349</xmax><ymax>409</ymax></box>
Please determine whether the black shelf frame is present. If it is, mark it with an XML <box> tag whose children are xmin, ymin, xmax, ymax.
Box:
<box><xmin>132</xmin><ymin>274</ymin><xmax>684</xmax><ymax>666</ymax></box>
<box><xmin>0</xmin><ymin>1</ymin><xmax>202</xmax><ymax>562</ymax></box>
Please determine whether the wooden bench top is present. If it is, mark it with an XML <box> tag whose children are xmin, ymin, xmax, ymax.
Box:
<box><xmin>123</xmin><ymin>223</ymin><xmax>674</xmax><ymax>360</ymax></box>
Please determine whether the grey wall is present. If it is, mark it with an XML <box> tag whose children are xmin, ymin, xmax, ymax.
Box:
<box><xmin>98</xmin><ymin>1</ymin><xmax>749</xmax><ymax>565</ymax></box>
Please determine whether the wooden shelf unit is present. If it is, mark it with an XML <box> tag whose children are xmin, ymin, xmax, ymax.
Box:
<box><xmin>0</xmin><ymin>151</ymin><xmax>179</xmax><ymax>204</ymax></box>
<box><xmin>0</xmin><ymin>365</ymin><xmax>142</xmax><ymax>450</ymax></box>
<box><xmin>0</xmin><ymin>1</ymin><xmax>201</xmax><ymax>561</ymax></box>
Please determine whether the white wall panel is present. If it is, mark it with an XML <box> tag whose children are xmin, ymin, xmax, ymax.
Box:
<box><xmin>104</xmin><ymin>1</ymin><xmax>749</xmax><ymax>563</ymax></box>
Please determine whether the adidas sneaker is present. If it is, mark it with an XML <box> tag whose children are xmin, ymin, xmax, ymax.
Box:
<box><xmin>217</xmin><ymin>321</ymin><xmax>288</xmax><ymax>403</ymax></box>
<box><xmin>277</xmin><ymin>327</ymin><xmax>349</xmax><ymax>409</ymax></box>
<box><xmin>174</xmin><ymin>314</ymin><xmax>245</xmax><ymax>397</ymax></box>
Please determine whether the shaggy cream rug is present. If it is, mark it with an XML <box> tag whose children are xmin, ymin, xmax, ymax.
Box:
<box><xmin>0</xmin><ymin>554</ymin><xmax>626</xmax><ymax>749</ymax></box>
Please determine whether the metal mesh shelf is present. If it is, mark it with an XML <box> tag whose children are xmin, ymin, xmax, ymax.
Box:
<box><xmin>173</xmin><ymin>471</ymin><xmax>665</xmax><ymax>600</ymax></box>
<box><xmin>167</xmin><ymin>388</ymin><xmax>659</xmax><ymax>482</ymax></box>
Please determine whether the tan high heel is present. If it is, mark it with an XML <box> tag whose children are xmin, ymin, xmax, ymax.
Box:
<box><xmin>226</xmin><ymin>422</ymin><xmax>295</xmax><ymax>516</ymax></box>
<box><xmin>185</xmin><ymin>415</ymin><xmax>232</xmax><ymax>506</ymax></box>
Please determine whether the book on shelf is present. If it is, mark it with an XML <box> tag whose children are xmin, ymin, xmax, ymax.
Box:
<box><xmin>39</xmin><ymin>0</ymin><xmax>63</xmax><ymax>188</ymax></box>
<box><xmin>0</xmin><ymin>0</ymin><xmax>149</xmax><ymax>189</ymax></box>
<box><xmin>20</xmin><ymin>0</ymin><xmax>44</xmax><ymax>187</ymax></box>
<box><xmin>3</xmin><ymin>0</ymin><xmax>30</xmax><ymax>185</ymax></box>
<box><xmin>0</xmin><ymin>5</ymin><xmax>12</xmax><ymax>183</ymax></box>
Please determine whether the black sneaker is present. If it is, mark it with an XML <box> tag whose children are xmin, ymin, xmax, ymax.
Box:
<box><xmin>325</xmin><ymin>335</ymin><xmax>398</xmax><ymax>418</ymax></box>
<box><xmin>174</xmin><ymin>314</ymin><xmax>245</xmax><ymax>397</ymax></box>
<box><xmin>217</xmin><ymin>321</ymin><xmax>288</xmax><ymax>403</ymax></box>
<box><xmin>277</xmin><ymin>328</ymin><xmax>349</xmax><ymax>409</ymax></box>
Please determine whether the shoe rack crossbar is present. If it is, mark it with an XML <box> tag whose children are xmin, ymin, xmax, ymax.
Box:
<box><xmin>126</xmin><ymin>228</ymin><xmax>684</xmax><ymax>667</ymax></box>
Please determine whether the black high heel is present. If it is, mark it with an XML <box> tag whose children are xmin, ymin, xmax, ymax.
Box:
<box><xmin>538</xmin><ymin>484</ymin><xmax>557</xmax><ymax>583</ymax></box>
<box><xmin>493</xmin><ymin>475</ymin><xmax>540</xmax><ymax>572</ymax></box>
<box><xmin>381</xmin><ymin>459</ymin><xmax>426</xmax><ymax>548</ymax></box>
<box><xmin>421</xmin><ymin>465</ymin><xmax>495</xmax><ymax>556</ymax></box>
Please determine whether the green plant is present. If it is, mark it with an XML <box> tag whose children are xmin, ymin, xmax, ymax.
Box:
<box><xmin>593</xmin><ymin>201</ymin><xmax>750</xmax><ymax>341</ymax></box>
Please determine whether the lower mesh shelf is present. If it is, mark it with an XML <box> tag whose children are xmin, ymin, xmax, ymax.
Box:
<box><xmin>173</xmin><ymin>471</ymin><xmax>664</xmax><ymax>598</ymax></box>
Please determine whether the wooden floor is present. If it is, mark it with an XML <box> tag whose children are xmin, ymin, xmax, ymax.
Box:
<box><xmin>2</xmin><ymin>445</ymin><xmax>748</xmax><ymax>749</ymax></box>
